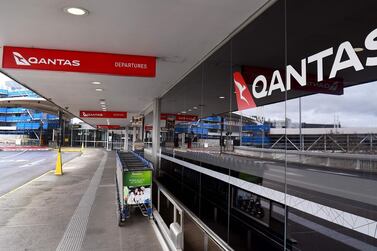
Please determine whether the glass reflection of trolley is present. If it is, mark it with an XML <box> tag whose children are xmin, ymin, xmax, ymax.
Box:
<box><xmin>238</xmin><ymin>194</ymin><xmax>265</xmax><ymax>219</ymax></box>
<box><xmin>115</xmin><ymin>151</ymin><xmax>154</xmax><ymax>226</ymax></box>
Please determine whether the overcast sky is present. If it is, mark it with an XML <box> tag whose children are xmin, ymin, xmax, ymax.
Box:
<box><xmin>241</xmin><ymin>81</ymin><xmax>377</xmax><ymax>128</ymax></box>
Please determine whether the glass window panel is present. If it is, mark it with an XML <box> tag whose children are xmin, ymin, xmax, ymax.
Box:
<box><xmin>286</xmin><ymin>0</ymin><xmax>377</xmax><ymax>250</ymax></box>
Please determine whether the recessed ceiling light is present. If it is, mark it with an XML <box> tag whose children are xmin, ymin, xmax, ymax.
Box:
<box><xmin>219</xmin><ymin>96</ymin><xmax>225</xmax><ymax>99</ymax></box>
<box><xmin>100</xmin><ymin>101</ymin><xmax>106</xmax><ymax>105</ymax></box>
<box><xmin>193</xmin><ymin>107</ymin><xmax>198</xmax><ymax>110</ymax></box>
<box><xmin>188</xmin><ymin>109</ymin><xmax>192</xmax><ymax>112</ymax></box>
<box><xmin>181</xmin><ymin>111</ymin><xmax>186</xmax><ymax>114</ymax></box>
<box><xmin>64</xmin><ymin>7</ymin><xmax>89</xmax><ymax>16</ymax></box>
<box><xmin>354</xmin><ymin>47</ymin><xmax>364</xmax><ymax>52</ymax></box>
<box><xmin>92</xmin><ymin>81</ymin><xmax>101</xmax><ymax>85</ymax></box>
<box><xmin>95</xmin><ymin>88</ymin><xmax>103</xmax><ymax>92</ymax></box>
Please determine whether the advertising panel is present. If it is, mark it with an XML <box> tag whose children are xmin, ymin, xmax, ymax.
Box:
<box><xmin>123</xmin><ymin>170</ymin><xmax>152</xmax><ymax>205</ymax></box>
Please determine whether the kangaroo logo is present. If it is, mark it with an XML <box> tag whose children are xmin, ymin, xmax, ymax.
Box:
<box><xmin>13</xmin><ymin>52</ymin><xmax>31</xmax><ymax>66</ymax></box>
<box><xmin>233</xmin><ymin>72</ymin><xmax>256</xmax><ymax>111</ymax></box>
<box><xmin>234</xmin><ymin>78</ymin><xmax>249</xmax><ymax>105</ymax></box>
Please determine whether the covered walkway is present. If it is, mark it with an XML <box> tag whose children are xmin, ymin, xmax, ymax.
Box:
<box><xmin>0</xmin><ymin>149</ymin><xmax>165</xmax><ymax>251</ymax></box>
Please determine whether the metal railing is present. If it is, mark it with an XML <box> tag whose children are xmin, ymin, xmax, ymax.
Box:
<box><xmin>268</xmin><ymin>133</ymin><xmax>377</xmax><ymax>153</ymax></box>
<box><xmin>234</xmin><ymin>146</ymin><xmax>377</xmax><ymax>172</ymax></box>
<box><xmin>153</xmin><ymin>179</ymin><xmax>233</xmax><ymax>251</ymax></box>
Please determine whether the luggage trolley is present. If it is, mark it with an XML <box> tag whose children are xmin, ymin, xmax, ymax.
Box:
<box><xmin>115</xmin><ymin>151</ymin><xmax>153</xmax><ymax>226</ymax></box>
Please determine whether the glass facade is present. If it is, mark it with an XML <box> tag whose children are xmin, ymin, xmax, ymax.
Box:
<box><xmin>154</xmin><ymin>0</ymin><xmax>377</xmax><ymax>250</ymax></box>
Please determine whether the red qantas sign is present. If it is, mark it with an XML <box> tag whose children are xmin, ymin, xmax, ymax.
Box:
<box><xmin>176</xmin><ymin>115</ymin><xmax>198</xmax><ymax>122</ymax></box>
<box><xmin>233</xmin><ymin>72</ymin><xmax>256</xmax><ymax>111</ymax></box>
<box><xmin>97</xmin><ymin>125</ymin><xmax>121</xmax><ymax>129</ymax></box>
<box><xmin>144</xmin><ymin>125</ymin><xmax>153</xmax><ymax>131</ymax></box>
<box><xmin>160</xmin><ymin>113</ymin><xmax>198</xmax><ymax>122</ymax></box>
<box><xmin>80</xmin><ymin>111</ymin><xmax>127</xmax><ymax>118</ymax></box>
<box><xmin>2</xmin><ymin>46</ymin><xmax>156</xmax><ymax>77</ymax></box>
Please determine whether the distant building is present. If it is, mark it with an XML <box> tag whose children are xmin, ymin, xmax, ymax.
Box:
<box><xmin>0</xmin><ymin>81</ymin><xmax>59</xmax><ymax>145</ymax></box>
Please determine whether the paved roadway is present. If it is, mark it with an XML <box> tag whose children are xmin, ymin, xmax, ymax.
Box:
<box><xmin>0</xmin><ymin>150</ymin><xmax>81</xmax><ymax>196</ymax></box>
<box><xmin>215</xmin><ymin>153</ymin><xmax>377</xmax><ymax>219</ymax></box>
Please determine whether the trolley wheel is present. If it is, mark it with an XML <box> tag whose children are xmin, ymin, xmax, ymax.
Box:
<box><xmin>118</xmin><ymin>212</ymin><xmax>126</xmax><ymax>227</ymax></box>
<box><xmin>118</xmin><ymin>218</ymin><xmax>126</xmax><ymax>227</ymax></box>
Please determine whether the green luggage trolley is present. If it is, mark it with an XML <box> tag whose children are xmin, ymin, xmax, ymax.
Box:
<box><xmin>116</xmin><ymin>151</ymin><xmax>153</xmax><ymax>226</ymax></box>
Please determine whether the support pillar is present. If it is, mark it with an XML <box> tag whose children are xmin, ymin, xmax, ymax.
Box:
<box><xmin>55</xmin><ymin>111</ymin><xmax>63</xmax><ymax>176</ymax></box>
<box><xmin>132</xmin><ymin>126</ymin><xmax>137</xmax><ymax>151</ymax></box>
<box><xmin>70</xmin><ymin>127</ymin><xmax>73</xmax><ymax>147</ymax></box>
<box><xmin>85</xmin><ymin>129</ymin><xmax>88</xmax><ymax>148</ymax></box>
<box><xmin>124</xmin><ymin>129</ymin><xmax>129</xmax><ymax>151</ymax></box>
<box><xmin>106</xmin><ymin>130</ymin><xmax>111</xmax><ymax>151</ymax></box>
<box><xmin>94</xmin><ymin>130</ymin><xmax>96</xmax><ymax>148</ymax></box>
<box><xmin>152</xmin><ymin>98</ymin><xmax>161</xmax><ymax>165</ymax></box>
<box><xmin>139</xmin><ymin>124</ymin><xmax>143</xmax><ymax>141</ymax></box>
<box><xmin>62</xmin><ymin>120</ymin><xmax>66</xmax><ymax>147</ymax></box>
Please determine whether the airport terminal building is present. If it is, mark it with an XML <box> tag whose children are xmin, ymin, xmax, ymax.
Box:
<box><xmin>143</xmin><ymin>1</ymin><xmax>377</xmax><ymax>250</ymax></box>
<box><xmin>0</xmin><ymin>0</ymin><xmax>376</xmax><ymax>250</ymax></box>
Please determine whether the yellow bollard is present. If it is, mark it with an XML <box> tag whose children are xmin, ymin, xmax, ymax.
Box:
<box><xmin>55</xmin><ymin>148</ymin><xmax>63</xmax><ymax>175</ymax></box>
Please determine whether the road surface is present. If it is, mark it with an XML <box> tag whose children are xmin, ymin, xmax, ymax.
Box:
<box><xmin>0</xmin><ymin>150</ymin><xmax>81</xmax><ymax>196</ymax></box>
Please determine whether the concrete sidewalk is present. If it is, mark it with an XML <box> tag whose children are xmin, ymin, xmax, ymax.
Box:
<box><xmin>0</xmin><ymin>149</ymin><xmax>164</xmax><ymax>251</ymax></box>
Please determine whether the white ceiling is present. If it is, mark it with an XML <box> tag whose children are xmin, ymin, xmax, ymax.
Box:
<box><xmin>0</xmin><ymin>0</ymin><xmax>269</xmax><ymax>126</ymax></box>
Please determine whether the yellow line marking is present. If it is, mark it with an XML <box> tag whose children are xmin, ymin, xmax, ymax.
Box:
<box><xmin>0</xmin><ymin>170</ymin><xmax>53</xmax><ymax>199</ymax></box>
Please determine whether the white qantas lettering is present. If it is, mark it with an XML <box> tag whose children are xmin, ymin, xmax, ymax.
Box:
<box><xmin>82</xmin><ymin>112</ymin><xmax>103</xmax><ymax>117</ymax></box>
<box><xmin>245</xmin><ymin>27</ymin><xmax>377</xmax><ymax>99</ymax></box>
<box><xmin>13</xmin><ymin>53</ymin><xmax>80</xmax><ymax>67</ymax></box>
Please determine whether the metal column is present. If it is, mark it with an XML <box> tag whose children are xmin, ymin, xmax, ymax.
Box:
<box><xmin>94</xmin><ymin>130</ymin><xmax>96</xmax><ymax>148</ymax></box>
<box><xmin>58</xmin><ymin>111</ymin><xmax>63</xmax><ymax>149</ymax></box>
<box><xmin>62</xmin><ymin>120</ymin><xmax>66</xmax><ymax>147</ymax></box>
<box><xmin>139</xmin><ymin>123</ymin><xmax>143</xmax><ymax>141</ymax></box>
<box><xmin>106</xmin><ymin>130</ymin><xmax>110</xmax><ymax>151</ymax></box>
<box><xmin>85</xmin><ymin>129</ymin><xmax>88</xmax><ymax>148</ymax></box>
<box><xmin>152</xmin><ymin>98</ymin><xmax>161</xmax><ymax>164</ymax></box>
<box><xmin>124</xmin><ymin>129</ymin><xmax>128</xmax><ymax>151</ymax></box>
<box><xmin>55</xmin><ymin>110</ymin><xmax>63</xmax><ymax>175</ymax></box>
<box><xmin>70</xmin><ymin>127</ymin><xmax>73</xmax><ymax>147</ymax></box>
<box><xmin>132</xmin><ymin>126</ymin><xmax>136</xmax><ymax>151</ymax></box>
<box><xmin>299</xmin><ymin>97</ymin><xmax>303</xmax><ymax>151</ymax></box>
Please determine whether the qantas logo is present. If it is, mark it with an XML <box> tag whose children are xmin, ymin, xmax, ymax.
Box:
<box><xmin>233</xmin><ymin>27</ymin><xmax>377</xmax><ymax>111</ymax></box>
<box><xmin>81</xmin><ymin>112</ymin><xmax>104</xmax><ymax>117</ymax></box>
<box><xmin>80</xmin><ymin>111</ymin><xmax>127</xmax><ymax>118</ymax></box>
<box><xmin>234</xmin><ymin>78</ymin><xmax>249</xmax><ymax>104</ymax></box>
<box><xmin>233</xmin><ymin>72</ymin><xmax>256</xmax><ymax>111</ymax></box>
<box><xmin>12</xmin><ymin>51</ymin><xmax>80</xmax><ymax>67</ymax></box>
<box><xmin>13</xmin><ymin>52</ymin><xmax>31</xmax><ymax>66</ymax></box>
